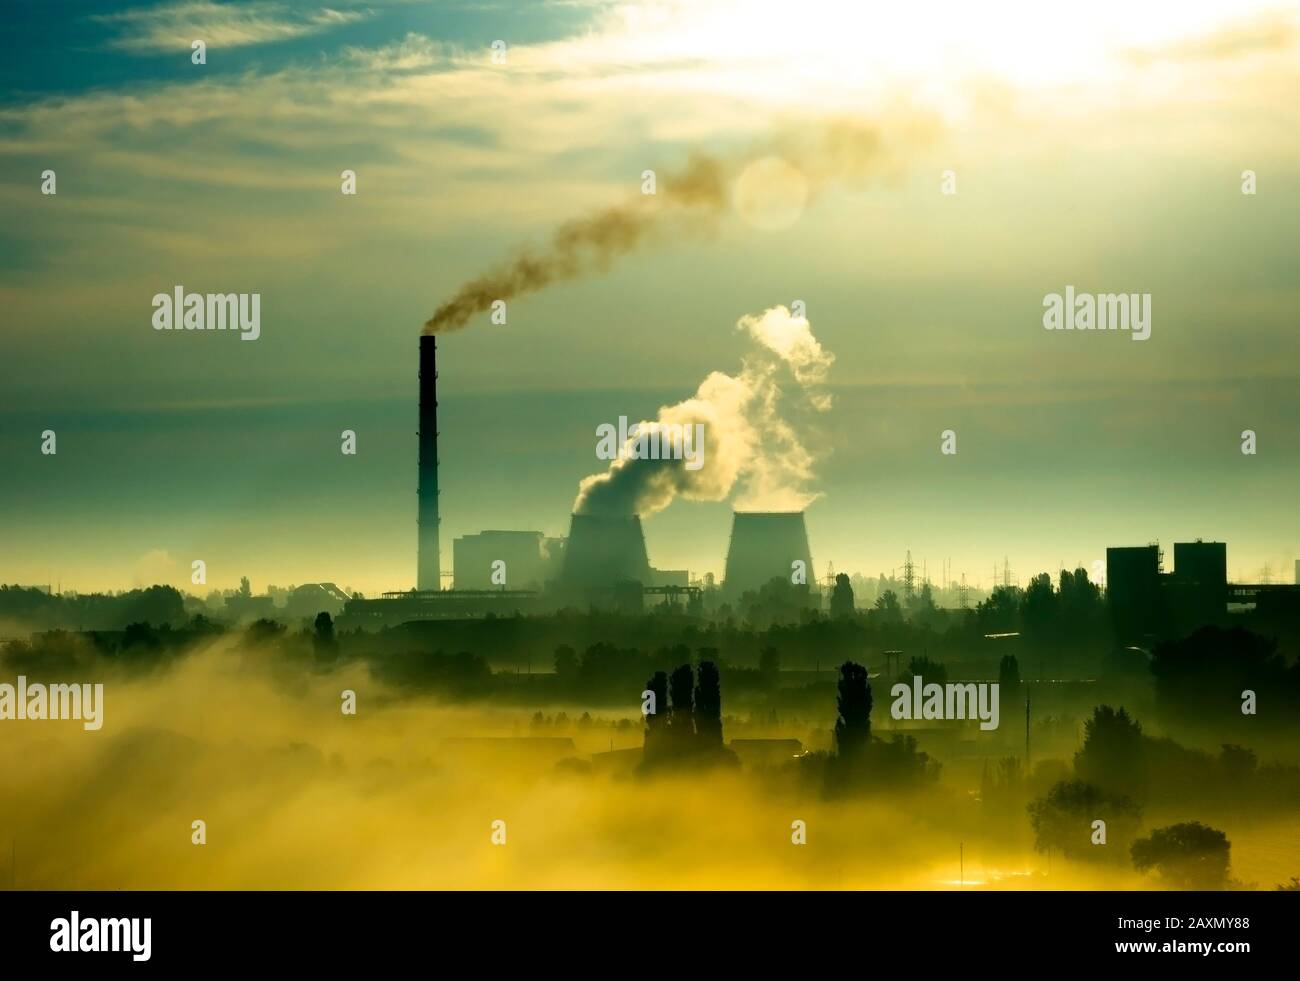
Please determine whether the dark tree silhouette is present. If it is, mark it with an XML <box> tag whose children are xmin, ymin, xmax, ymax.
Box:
<box><xmin>902</xmin><ymin>655</ymin><xmax>947</xmax><ymax>687</ymax></box>
<box><xmin>553</xmin><ymin>644</ymin><xmax>578</xmax><ymax>682</ymax></box>
<box><xmin>313</xmin><ymin>611</ymin><xmax>337</xmax><ymax>660</ymax></box>
<box><xmin>1075</xmin><ymin>705</ymin><xmax>1145</xmax><ymax>798</ymax></box>
<box><xmin>742</xmin><ymin>577</ymin><xmax>813</xmax><ymax>627</ymax></box>
<box><xmin>1219</xmin><ymin>744</ymin><xmax>1257</xmax><ymax>790</ymax></box>
<box><xmin>998</xmin><ymin>654</ymin><xmax>1022</xmax><ymax>696</ymax></box>
<box><xmin>1021</xmin><ymin>573</ymin><xmax>1056</xmax><ymax>644</ymax></box>
<box><xmin>829</xmin><ymin>573</ymin><xmax>855</xmax><ymax>618</ymax></box>
<box><xmin>694</xmin><ymin>660</ymin><xmax>723</xmax><ymax>747</ymax></box>
<box><xmin>668</xmin><ymin>663</ymin><xmax>696</xmax><ymax>753</ymax></box>
<box><xmin>1131</xmin><ymin>821</ymin><xmax>1231</xmax><ymax>888</ymax></box>
<box><xmin>244</xmin><ymin>618</ymin><xmax>285</xmax><ymax>644</ymax></box>
<box><xmin>643</xmin><ymin>670</ymin><xmax>668</xmax><ymax>755</ymax></box>
<box><xmin>1151</xmin><ymin>626</ymin><xmax>1296</xmax><ymax>732</ymax></box>
<box><xmin>976</xmin><ymin>585</ymin><xmax>1021</xmax><ymax>634</ymax></box>
<box><xmin>1027</xmin><ymin>779</ymin><xmax>1141</xmax><ymax>861</ymax></box>
<box><xmin>873</xmin><ymin>589</ymin><xmax>902</xmax><ymax>621</ymax></box>
<box><xmin>834</xmin><ymin>661</ymin><xmax>872</xmax><ymax>761</ymax></box>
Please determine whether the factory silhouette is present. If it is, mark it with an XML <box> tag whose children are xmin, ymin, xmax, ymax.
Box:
<box><xmin>335</xmin><ymin>336</ymin><xmax>1299</xmax><ymax>637</ymax></box>
<box><xmin>340</xmin><ymin>335</ymin><xmax>819</xmax><ymax>627</ymax></box>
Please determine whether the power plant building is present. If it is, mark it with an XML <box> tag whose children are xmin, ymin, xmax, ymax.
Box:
<box><xmin>453</xmin><ymin>530</ymin><xmax>561</xmax><ymax>591</ymax></box>
<box><xmin>1108</xmin><ymin>539</ymin><xmax>1233</xmax><ymax>643</ymax></box>
<box><xmin>561</xmin><ymin>513</ymin><xmax>653</xmax><ymax>589</ymax></box>
<box><xmin>1106</xmin><ymin>544</ymin><xmax>1165</xmax><ymax>643</ymax></box>
<box><xmin>723</xmin><ymin>511</ymin><xmax>816</xmax><ymax>599</ymax></box>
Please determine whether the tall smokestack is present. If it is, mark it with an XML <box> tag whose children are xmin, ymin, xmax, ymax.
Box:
<box><xmin>418</xmin><ymin>335</ymin><xmax>441</xmax><ymax>590</ymax></box>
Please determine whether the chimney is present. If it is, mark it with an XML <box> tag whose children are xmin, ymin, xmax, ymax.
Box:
<box><xmin>417</xmin><ymin>335</ymin><xmax>441</xmax><ymax>590</ymax></box>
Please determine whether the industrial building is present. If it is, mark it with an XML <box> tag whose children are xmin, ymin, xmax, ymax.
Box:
<box><xmin>1105</xmin><ymin>544</ymin><xmax>1165</xmax><ymax>643</ymax></box>
<box><xmin>453</xmin><ymin>531</ymin><xmax>562</xmax><ymax>591</ymax></box>
<box><xmin>561</xmin><ymin>513</ymin><xmax>653</xmax><ymax>589</ymax></box>
<box><xmin>722</xmin><ymin>511</ymin><xmax>817</xmax><ymax>600</ymax></box>
<box><xmin>553</xmin><ymin>512</ymin><xmax>695</xmax><ymax>608</ymax></box>
<box><xmin>280</xmin><ymin>582</ymin><xmax>351</xmax><ymax>620</ymax></box>
<box><xmin>343</xmin><ymin>338</ymin><xmax>817</xmax><ymax>627</ymax></box>
<box><xmin>1101</xmin><ymin>538</ymin><xmax>1297</xmax><ymax>644</ymax></box>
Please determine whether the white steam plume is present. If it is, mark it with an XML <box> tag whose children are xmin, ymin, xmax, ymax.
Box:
<box><xmin>573</xmin><ymin>305</ymin><xmax>834</xmax><ymax>517</ymax></box>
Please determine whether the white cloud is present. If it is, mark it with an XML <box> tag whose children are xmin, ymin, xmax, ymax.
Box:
<box><xmin>95</xmin><ymin>0</ymin><xmax>370</xmax><ymax>53</ymax></box>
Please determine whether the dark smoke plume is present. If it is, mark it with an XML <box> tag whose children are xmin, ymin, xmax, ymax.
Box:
<box><xmin>424</xmin><ymin>154</ymin><xmax>728</xmax><ymax>333</ymax></box>
<box><xmin>422</xmin><ymin>117</ymin><xmax>936</xmax><ymax>333</ymax></box>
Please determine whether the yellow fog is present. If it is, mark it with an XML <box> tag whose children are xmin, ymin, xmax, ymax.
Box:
<box><xmin>2</xmin><ymin>641</ymin><xmax>1295</xmax><ymax>890</ymax></box>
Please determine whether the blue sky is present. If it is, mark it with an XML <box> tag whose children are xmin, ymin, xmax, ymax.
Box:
<box><xmin>1</xmin><ymin>1</ymin><xmax>595</xmax><ymax>100</ymax></box>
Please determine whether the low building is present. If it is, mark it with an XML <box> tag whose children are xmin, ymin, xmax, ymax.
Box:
<box><xmin>454</xmin><ymin>530</ymin><xmax>559</xmax><ymax>591</ymax></box>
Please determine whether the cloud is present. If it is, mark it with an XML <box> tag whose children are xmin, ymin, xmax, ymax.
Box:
<box><xmin>94</xmin><ymin>1</ymin><xmax>370</xmax><ymax>53</ymax></box>
<box><xmin>345</xmin><ymin>31</ymin><xmax>451</xmax><ymax>72</ymax></box>
<box><xmin>1127</xmin><ymin>10</ymin><xmax>1299</xmax><ymax>65</ymax></box>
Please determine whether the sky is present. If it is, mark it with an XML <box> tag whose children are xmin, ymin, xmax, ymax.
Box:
<box><xmin>1</xmin><ymin>0</ymin><xmax>1298</xmax><ymax>594</ymax></box>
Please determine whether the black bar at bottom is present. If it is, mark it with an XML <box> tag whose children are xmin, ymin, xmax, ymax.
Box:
<box><xmin>0</xmin><ymin>890</ymin><xmax>1285</xmax><ymax>968</ymax></box>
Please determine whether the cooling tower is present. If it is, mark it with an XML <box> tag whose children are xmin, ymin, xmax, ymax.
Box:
<box><xmin>417</xmin><ymin>335</ymin><xmax>441</xmax><ymax>591</ymax></box>
<box><xmin>723</xmin><ymin>511</ymin><xmax>815</xmax><ymax>598</ymax></box>
<box><xmin>561</xmin><ymin>513</ymin><xmax>652</xmax><ymax>588</ymax></box>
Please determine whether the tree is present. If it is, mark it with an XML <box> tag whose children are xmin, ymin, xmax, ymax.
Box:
<box><xmin>1027</xmin><ymin>779</ymin><xmax>1141</xmax><ymax>861</ymax></box>
<box><xmin>1020</xmin><ymin>573</ymin><xmax>1057</xmax><ymax>644</ymax></box>
<box><xmin>312</xmin><ymin>611</ymin><xmax>337</xmax><ymax>660</ymax></box>
<box><xmin>643</xmin><ymin>670</ymin><xmax>669</xmax><ymax>763</ymax></box>
<box><xmin>758</xmin><ymin>645</ymin><xmax>781</xmax><ymax>678</ymax></box>
<box><xmin>245</xmin><ymin>618</ymin><xmax>285</xmax><ymax>644</ymax></box>
<box><xmin>976</xmin><ymin>585</ymin><xmax>1021</xmax><ymax>634</ymax></box>
<box><xmin>743</xmin><ymin>577</ymin><xmax>813</xmax><ymax>627</ymax></box>
<box><xmin>668</xmin><ymin>663</ymin><xmax>696</xmax><ymax>754</ymax></box>
<box><xmin>1058</xmin><ymin>567</ymin><xmax>1105</xmax><ymax>644</ymax></box>
<box><xmin>1131</xmin><ymin>822</ymin><xmax>1231</xmax><ymax>888</ymax></box>
<box><xmin>553</xmin><ymin>644</ymin><xmax>578</xmax><ymax>682</ymax></box>
<box><xmin>834</xmin><ymin>661</ymin><xmax>872</xmax><ymax>761</ymax></box>
<box><xmin>873</xmin><ymin>590</ymin><xmax>902</xmax><ymax>622</ymax></box>
<box><xmin>119</xmin><ymin>585</ymin><xmax>186</xmax><ymax>628</ymax></box>
<box><xmin>1219</xmin><ymin>744</ymin><xmax>1257</xmax><ymax>790</ymax></box>
<box><xmin>694</xmin><ymin>660</ymin><xmax>723</xmax><ymax>747</ymax></box>
<box><xmin>829</xmin><ymin>573</ymin><xmax>855</xmax><ymax>618</ymax></box>
<box><xmin>998</xmin><ymin>654</ymin><xmax>1022</xmax><ymax>696</ymax></box>
<box><xmin>1075</xmin><ymin>705</ymin><xmax>1145</xmax><ymax>798</ymax></box>
<box><xmin>1150</xmin><ymin>626</ymin><xmax>1294</xmax><ymax>732</ymax></box>
<box><xmin>189</xmin><ymin>613</ymin><xmax>220</xmax><ymax>634</ymax></box>
<box><xmin>909</xmin><ymin>582</ymin><xmax>937</xmax><ymax>620</ymax></box>
<box><xmin>903</xmin><ymin>655</ymin><xmax>947</xmax><ymax>687</ymax></box>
